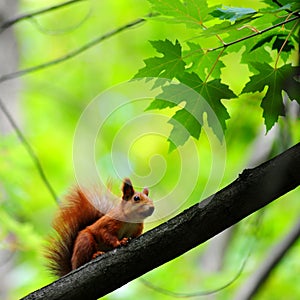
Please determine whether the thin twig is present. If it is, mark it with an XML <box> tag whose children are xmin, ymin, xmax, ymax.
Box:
<box><xmin>0</xmin><ymin>98</ymin><xmax>58</xmax><ymax>203</ymax></box>
<box><xmin>207</xmin><ymin>15</ymin><xmax>300</xmax><ymax>52</ymax></box>
<box><xmin>202</xmin><ymin>23</ymin><xmax>226</xmax><ymax>47</ymax></box>
<box><xmin>26</xmin><ymin>7</ymin><xmax>92</xmax><ymax>36</ymax></box>
<box><xmin>139</xmin><ymin>254</ymin><xmax>248</xmax><ymax>298</ymax></box>
<box><xmin>0</xmin><ymin>0</ymin><xmax>86</xmax><ymax>33</ymax></box>
<box><xmin>0</xmin><ymin>14</ymin><xmax>152</xmax><ymax>83</ymax></box>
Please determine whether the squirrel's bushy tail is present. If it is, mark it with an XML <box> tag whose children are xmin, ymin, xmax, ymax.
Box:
<box><xmin>45</xmin><ymin>188</ymin><xmax>104</xmax><ymax>277</ymax></box>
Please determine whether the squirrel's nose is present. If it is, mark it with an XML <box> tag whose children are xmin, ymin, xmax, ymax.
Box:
<box><xmin>147</xmin><ymin>206</ymin><xmax>155</xmax><ymax>216</ymax></box>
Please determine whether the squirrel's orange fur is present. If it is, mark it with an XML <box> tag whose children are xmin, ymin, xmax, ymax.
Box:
<box><xmin>45</xmin><ymin>178</ymin><xmax>154</xmax><ymax>277</ymax></box>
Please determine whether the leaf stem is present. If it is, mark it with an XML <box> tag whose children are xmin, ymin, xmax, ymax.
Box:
<box><xmin>275</xmin><ymin>19</ymin><xmax>300</xmax><ymax>68</ymax></box>
<box><xmin>204</xmin><ymin>48</ymin><xmax>225</xmax><ymax>83</ymax></box>
<box><xmin>202</xmin><ymin>23</ymin><xmax>227</xmax><ymax>46</ymax></box>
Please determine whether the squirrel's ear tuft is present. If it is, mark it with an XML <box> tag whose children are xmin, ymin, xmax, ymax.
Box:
<box><xmin>142</xmin><ymin>187</ymin><xmax>149</xmax><ymax>196</ymax></box>
<box><xmin>122</xmin><ymin>178</ymin><xmax>134</xmax><ymax>200</ymax></box>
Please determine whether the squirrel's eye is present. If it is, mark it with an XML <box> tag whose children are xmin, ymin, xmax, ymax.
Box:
<box><xmin>133</xmin><ymin>195</ymin><xmax>140</xmax><ymax>202</ymax></box>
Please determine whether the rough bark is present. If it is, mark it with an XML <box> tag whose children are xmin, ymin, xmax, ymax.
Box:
<box><xmin>22</xmin><ymin>142</ymin><xmax>300</xmax><ymax>300</ymax></box>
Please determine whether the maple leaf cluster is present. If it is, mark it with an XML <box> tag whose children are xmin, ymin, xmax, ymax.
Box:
<box><xmin>134</xmin><ymin>0</ymin><xmax>300</xmax><ymax>150</ymax></box>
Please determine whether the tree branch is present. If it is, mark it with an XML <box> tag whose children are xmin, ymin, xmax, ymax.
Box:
<box><xmin>233</xmin><ymin>217</ymin><xmax>300</xmax><ymax>300</ymax></box>
<box><xmin>0</xmin><ymin>98</ymin><xmax>58</xmax><ymax>203</ymax></box>
<box><xmin>22</xmin><ymin>142</ymin><xmax>300</xmax><ymax>300</ymax></box>
<box><xmin>0</xmin><ymin>0</ymin><xmax>86</xmax><ymax>33</ymax></box>
<box><xmin>0</xmin><ymin>14</ymin><xmax>152</xmax><ymax>83</ymax></box>
<box><xmin>207</xmin><ymin>15</ymin><xmax>300</xmax><ymax>52</ymax></box>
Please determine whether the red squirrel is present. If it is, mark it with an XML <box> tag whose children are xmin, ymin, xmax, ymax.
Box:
<box><xmin>45</xmin><ymin>178</ymin><xmax>154</xmax><ymax>277</ymax></box>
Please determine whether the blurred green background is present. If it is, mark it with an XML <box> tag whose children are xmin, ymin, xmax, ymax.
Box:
<box><xmin>0</xmin><ymin>0</ymin><xmax>299</xmax><ymax>299</ymax></box>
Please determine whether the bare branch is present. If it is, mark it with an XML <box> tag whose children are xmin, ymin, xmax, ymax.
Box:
<box><xmin>0</xmin><ymin>0</ymin><xmax>86</xmax><ymax>33</ymax></box>
<box><xmin>0</xmin><ymin>98</ymin><xmax>58</xmax><ymax>202</ymax></box>
<box><xmin>21</xmin><ymin>143</ymin><xmax>300</xmax><ymax>300</ymax></box>
<box><xmin>0</xmin><ymin>14</ymin><xmax>152</xmax><ymax>83</ymax></box>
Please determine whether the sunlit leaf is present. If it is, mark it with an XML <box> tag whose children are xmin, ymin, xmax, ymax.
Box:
<box><xmin>147</xmin><ymin>0</ymin><xmax>214</xmax><ymax>28</ymax></box>
<box><xmin>183</xmin><ymin>42</ymin><xmax>225</xmax><ymax>80</ymax></box>
<box><xmin>134</xmin><ymin>39</ymin><xmax>186</xmax><ymax>80</ymax></box>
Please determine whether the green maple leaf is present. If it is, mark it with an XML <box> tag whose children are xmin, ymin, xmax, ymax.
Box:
<box><xmin>240</xmin><ymin>33</ymin><xmax>274</xmax><ymax>67</ymax></box>
<box><xmin>179</xmin><ymin>72</ymin><xmax>236</xmax><ymax>136</ymax></box>
<box><xmin>250</xmin><ymin>34</ymin><xmax>294</xmax><ymax>53</ymax></box>
<box><xmin>147</xmin><ymin>72</ymin><xmax>236</xmax><ymax>150</ymax></box>
<box><xmin>200</xmin><ymin>21</ymin><xmax>234</xmax><ymax>36</ymax></box>
<box><xmin>242</xmin><ymin>63</ymin><xmax>300</xmax><ymax>130</ymax></box>
<box><xmin>272</xmin><ymin>35</ymin><xmax>294</xmax><ymax>53</ymax></box>
<box><xmin>134</xmin><ymin>39</ymin><xmax>186</xmax><ymax>80</ymax></box>
<box><xmin>200</xmin><ymin>19</ymin><xmax>253</xmax><ymax>38</ymax></box>
<box><xmin>149</xmin><ymin>82</ymin><xmax>204</xmax><ymax>151</ymax></box>
<box><xmin>183</xmin><ymin>42</ymin><xmax>225</xmax><ymax>80</ymax></box>
<box><xmin>147</xmin><ymin>0</ymin><xmax>213</xmax><ymax>28</ymax></box>
<box><xmin>168</xmin><ymin>109</ymin><xmax>201</xmax><ymax>152</ymax></box>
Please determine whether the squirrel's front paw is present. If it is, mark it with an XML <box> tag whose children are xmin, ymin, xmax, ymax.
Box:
<box><xmin>119</xmin><ymin>237</ymin><xmax>130</xmax><ymax>246</ymax></box>
<box><xmin>92</xmin><ymin>251</ymin><xmax>105</xmax><ymax>259</ymax></box>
